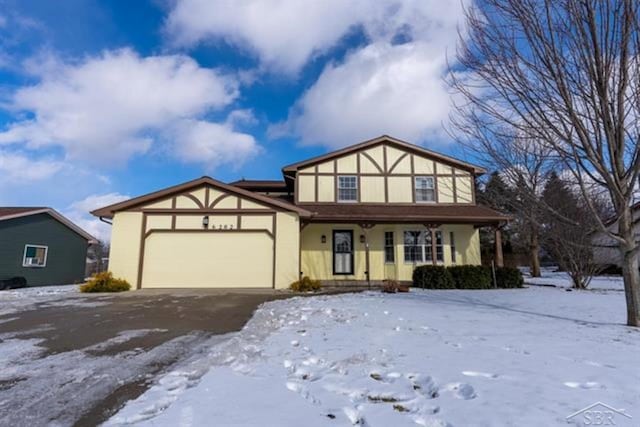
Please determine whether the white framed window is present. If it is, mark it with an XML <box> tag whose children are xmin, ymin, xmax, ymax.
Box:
<box><xmin>384</xmin><ymin>231</ymin><xmax>395</xmax><ymax>263</ymax></box>
<box><xmin>337</xmin><ymin>175</ymin><xmax>358</xmax><ymax>202</ymax></box>
<box><xmin>415</xmin><ymin>176</ymin><xmax>435</xmax><ymax>202</ymax></box>
<box><xmin>23</xmin><ymin>245</ymin><xmax>48</xmax><ymax>267</ymax></box>
<box><xmin>403</xmin><ymin>231</ymin><xmax>433</xmax><ymax>263</ymax></box>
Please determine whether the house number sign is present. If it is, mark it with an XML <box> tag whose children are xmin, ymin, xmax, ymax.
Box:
<box><xmin>210</xmin><ymin>223</ymin><xmax>234</xmax><ymax>230</ymax></box>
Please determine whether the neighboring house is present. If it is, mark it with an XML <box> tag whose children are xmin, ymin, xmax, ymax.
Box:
<box><xmin>0</xmin><ymin>207</ymin><xmax>96</xmax><ymax>286</ymax></box>
<box><xmin>592</xmin><ymin>202</ymin><xmax>640</xmax><ymax>268</ymax></box>
<box><xmin>92</xmin><ymin>135</ymin><xmax>508</xmax><ymax>289</ymax></box>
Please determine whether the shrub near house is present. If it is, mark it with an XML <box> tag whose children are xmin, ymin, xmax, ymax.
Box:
<box><xmin>413</xmin><ymin>265</ymin><xmax>523</xmax><ymax>289</ymax></box>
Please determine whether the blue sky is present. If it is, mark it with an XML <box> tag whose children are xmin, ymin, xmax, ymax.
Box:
<box><xmin>0</xmin><ymin>0</ymin><xmax>472</xmax><ymax>238</ymax></box>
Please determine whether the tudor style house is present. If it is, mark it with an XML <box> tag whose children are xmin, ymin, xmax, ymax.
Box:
<box><xmin>92</xmin><ymin>136</ymin><xmax>508</xmax><ymax>289</ymax></box>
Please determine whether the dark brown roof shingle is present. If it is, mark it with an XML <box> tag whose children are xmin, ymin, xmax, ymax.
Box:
<box><xmin>302</xmin><ymin>203</ymin><xmax>508</xmax><ymax>224</ymax></box>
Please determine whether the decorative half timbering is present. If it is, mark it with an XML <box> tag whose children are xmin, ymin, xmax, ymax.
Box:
<box><xmin>294</xmin><ymin>142</ymin><xmax>475</xmax><ymax>205</ymax></box>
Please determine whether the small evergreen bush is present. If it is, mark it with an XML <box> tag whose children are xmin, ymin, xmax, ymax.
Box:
<box><xmin>80</xmin><ymin>272</ymin><xmax>131</xmax><ymax>293</ymax></box>
<box><xmin>494</xmin><ymin>267</ymin><xmax>524</xmax><ymax>288</ymax></box>
<box><xmin>412</xmin><ymin>265</ymin><xmax>455</xmax><ymax>289</ymax></box>
<box><xmin>448</xmin><ymin>265</ymin><xmax>492</xmax><ymax>289</ymax></box>
<box><xmin>290</xmin><ymin>276</ymin><xmax>321</xmax><ymax>292</ymax></box>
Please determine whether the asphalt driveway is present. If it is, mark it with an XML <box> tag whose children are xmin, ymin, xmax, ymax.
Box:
<box><xmin>0</xmin><ymin>288</ymin><xmax>299</xmax><ymax>426</ymax></box>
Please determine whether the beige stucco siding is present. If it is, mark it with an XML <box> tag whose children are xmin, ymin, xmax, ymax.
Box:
<box><xmin>387</xmin><ymin>177</ymin><xmax>412</xmax><ymax>203</ymax></box>
<box><xmin>360</xmin><ymin>176</ymin><xmax>385</xmax><ymax>202</ymax></box>
<box><xmin>300</xmin><ymin>223</ymin><xmax>481</xmax><ymax>282</ymax></box>
<box><xmin>274</xmin><ymin>212</ymin><xmax>300</xmax><ymax>288</ymax></box>
<box><xmin>297</xmin><ymin>175</ymin><xmax>315</xmax><ymax>202</ymax></box>
<box><xmin>455</xmin><ymin>176</ymin><xmax>473</xmax><ymax>203</ymax></box>
<box><xmin>317</xmin><ymin>176</ymin><xmax>335</xmax><ymax>202</ymax></box>
<box><xmin>437</xmin><ymin>176</ymin><xmax>455</xmax><ymax>203</ymax></box>
<box><xmin>108</xmin><ymin>212</ymin><xmax>143</xmax><ymax>286</ymax></box>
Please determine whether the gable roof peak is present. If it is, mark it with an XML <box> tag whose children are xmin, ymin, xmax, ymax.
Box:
<box><xmin>282</xmin><ymin>134</ymin><xmax>485</xmax><ymax>174</ymax></box>
<box><xmin>91</xmin><ymin>176</ymin><xmax>310</xmax><ymax>218</ymax></box>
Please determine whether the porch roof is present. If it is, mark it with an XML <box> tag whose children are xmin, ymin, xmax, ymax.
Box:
<box><xmin>303</xmin><ymin>203</ymin><xmax>509</xmax><ymax>225</ymax></box>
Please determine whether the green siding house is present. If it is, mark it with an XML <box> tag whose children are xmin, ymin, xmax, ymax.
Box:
<box><xmin>0</xmin><ymin>207</ymin><xmax>95</xmax><ymax>287</ymax></box>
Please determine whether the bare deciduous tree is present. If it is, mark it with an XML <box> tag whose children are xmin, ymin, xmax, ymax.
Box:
<box><xmin>450</xmin><ymin>0</ymin><xmax>640</xmax><ymax>325</ymax></box>
<box><xmin>542</xmin><ymin>172</ymin><xmax>603</xmax><ymax>289</ymax></box>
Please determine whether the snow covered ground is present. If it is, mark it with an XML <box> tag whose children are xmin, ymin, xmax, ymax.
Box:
<box><xmin>523</xmin><ymin>268</ymin><xmax>624</xmax><ymax>290</ymax></box>
<box><xmin>109</xmin><ymin>287</ymin><xmax>639</xmax><ymax>426</ymax></box>
<box><xmin>0</xmin><ymin>284</ymin><xmax>87</xmax><ymax>317</ymax></box>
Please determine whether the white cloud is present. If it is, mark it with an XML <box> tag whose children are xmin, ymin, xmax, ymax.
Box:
<box><xmin>166</xmin><ymin>0</ymin><xmax>362</xmax><ymax>73</ymax></box>
<box><xmin>169</xmin><ymin>119</ymin><xmax>259</xmax><ymax>170</ymax></box>
<box><xmin>0</xmin><ymin>48</ymin><xmax>253</xmax><ymax>166</ymax></box>
<box><xmin>0</xmin><ymin>150</ymin><xmax>64</xmax><ymax>182</ymax></box>
<box><xmin>165</xmin><ymin>0</ymin><xmax>467</xmax><ymax>74</ymax></box>
<box><xmin>168</xmin><ymin>0</ymin><xmax>467</xmax><ymax>148</ymax></box>
<box><xmin>64</xmin><ymin>193</ymin><xmax>130</xmax><ymax>242</ymax></box>
<box><xmin>277</xmin><ymin>40</ymin><xmax>461</xmax><ymax>148</ymax></box>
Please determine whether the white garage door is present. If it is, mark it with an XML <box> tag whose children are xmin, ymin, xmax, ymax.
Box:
<box><xmin>141</xmin><ymin>232</ymin><xmax>273</xmax><ymax>288</ymax></box>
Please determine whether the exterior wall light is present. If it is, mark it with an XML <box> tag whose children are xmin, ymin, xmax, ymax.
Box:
<box><xmin>202</xmin><ymin>216</ymin><xmax>209</xmax><ymax>228</ymax></box>
<box><xmin>321</xmin><ymin>235</ymin><xmax>326</xmax><ymax>243</ymax></box>
<box><xmin>360</xmin><ymin>234</ymin><xmax>366</xmax><ymax>243</ymax></box>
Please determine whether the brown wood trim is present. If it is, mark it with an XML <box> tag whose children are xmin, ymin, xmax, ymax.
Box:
<box><xmin>314</xmin><ymin>165</ymin><xmax>319</xmax><ymax>202</ymax></box>
<box><xmin>145</xmin><ymin>228</ymin><xmax>275</xmax><ymax>239</ymax></box>
<box><xmin>171</xmin><ymin>197</ymin><xmax>176</xmax><ymax>230</ymax></box>
<box><xmin>92</xmin><ymin>176</ymin><xmax>311</xmax><ymax>218</ymax></box>
<box><xmin>356</xmin><ymin>154</ymin><xmax>362</xmax><ymax>203</ymax></box>
<box><xmin>204</xmin><ymin>186</ymin><xmax>210</xmax><ymax>209</ymax></box>
<box><xmin>237</xmin><ymin>214</ymin><xmax>241</xmax><ymax>229</ymax></box>
<box><xmin>281</xmin><ymin>136</ymin><xmax>485</xmax><ymax>174</ymax></box>
<box><xmin>136</xmin><ymin>213</ymin><xmax>148</xmax><ymax>289</ymax></box>
<box><xmin>471</xmin><ymin>174</ymin><xmax>477</xmax><ymax>205</ymax></box>
<box><xmin>182</xmin><ymin>193</ymin><xmax>204</xmax><ymax>209</ymax></box>
<box><xmin>360</xmin><ymin>151</ymin><xmax>384</xmax><ymax>174</ymax></box>
<box><xmin>433</xmin><ymin>161</ymin><xmax>439</xmax><ymax>203</ymax></box>
<box><xmin>388</xmin><ymin>152</ymin><xmax>408</xmax><ymax>174</ymax></box>
<box><xmin>295</xmin><ymin>201</ymin><xmax>473</xmax><ymax>207</ymax></box>
<box><xmin>143</xmin><ymin>208</ymin><xmax>275</xmax><ymax>215</ymax></box>
<box><xmin>430</xmin><ymin>228</ymin><xmax>437</xmax><ymax>266</ymax></box>
<box><xmin>410</xmin><ymin>155</ymin><xmax>416</xmax><ymax>203</ymax></box>
<box><xmin>383</xmin><ymin>145</ymin><xmax>389</xmax><ymax>203</ymax></box>
<box><xmin>271</xmin><ymin>214</ymin><xmax>277</xmax><ymax>289</ymax></box>
<box><xmin>209</xmin><ymin>193</ymin><xmax>230</xmax><ymax>209</ymax></box>
<box><xmin>297</xmin><ymin>172</ymin><xmax>470</xmax><ymax>177</ymax></box>
<box><xmin>333</xmin><ymin>161</ymin><xmax>338</xmax><ymax>202</ymax></box>
<box><xmin>452</xmin><ymin>169</ymin><xmax>458</xmax><ymax>204</ymax></box>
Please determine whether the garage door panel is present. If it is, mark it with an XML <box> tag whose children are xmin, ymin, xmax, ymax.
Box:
<box><xmin>142</xmin><ymin>232</ymin><xmax>272</xmax><ymax>288</ymax></box>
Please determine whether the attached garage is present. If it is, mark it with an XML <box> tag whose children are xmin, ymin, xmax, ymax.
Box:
<box><xmin>91</xmin><ymin>177</ymin><xmax>308</xmax><ymax>290</ymax></box>
<box><xmin>141</xmin><ymin>232</ymin><xmax>274</xmax><ymax>288</ymax></box>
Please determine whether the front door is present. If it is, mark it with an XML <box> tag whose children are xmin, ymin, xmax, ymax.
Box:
<box><xmin>333</xmin><ymin>230</ymin><xmax>354</xmax><ymax>275</ymax></box>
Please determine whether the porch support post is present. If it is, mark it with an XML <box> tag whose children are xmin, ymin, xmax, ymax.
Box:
<box><xmin>360</xmin><ymin>223</ymin><xmax>374</xmax><ymax>288</ymax></box>
<box><xmin>494</xmin><ymin>226</ymin><xmax>504</xmax><ymax>268</ymax></box>
<box><xmin>423</xmin><ymin>223</ymin><xmax>440</xmax><ymax>266</ymax></box>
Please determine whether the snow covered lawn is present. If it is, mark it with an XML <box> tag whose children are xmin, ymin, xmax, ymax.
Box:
<box><xmin>109</xmin><ymin>287</ymin><xmax>639</xmax><ymax>426</ymax></box>
<box><xmin>523</xmin><ymin>268</ymin><xmax>624</xmax><ymax>291</ymax></box>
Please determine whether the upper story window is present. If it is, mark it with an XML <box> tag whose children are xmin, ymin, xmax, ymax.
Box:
<box><xmin>415</xmin><ymin>177</ymin><xmax>435</xmax><ymax>202</ymax></box>
<box><xmin>23</xmin><ymin>244</ymin><xmax>48</xmax><ymax>267</ymax></box>
<box><xmin>338</xmin><ymin>176</ymin><xmax>358</xmax><ymax>202</ymax></box>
